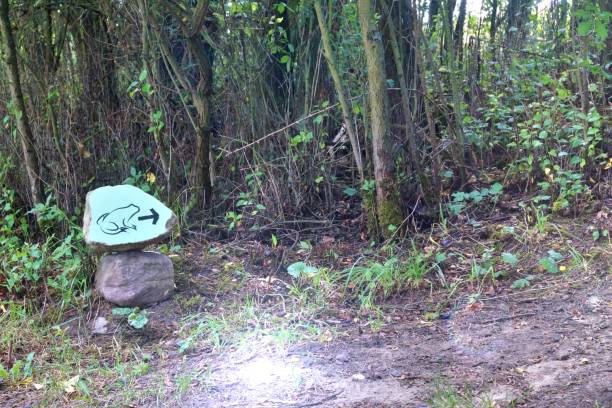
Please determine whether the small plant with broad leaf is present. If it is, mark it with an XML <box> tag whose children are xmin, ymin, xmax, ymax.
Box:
<box><xmin>0</xmin><ymin>352</ymin><xmax>35</xmax><ymax>386</ymax></box>
<box><xmin>112</xmin><ymin>307</ymin><xmax>149</xmax><ymax>329</ymax></box>
<box><xmin>538</xmin><ymin>250</ymin><xmax>564</xmax><ymax>274</ymax></box>
<box><xmin>287</xmin><ymin>261</ymin><xmax>318</xmax><ymax>279</ymax></box>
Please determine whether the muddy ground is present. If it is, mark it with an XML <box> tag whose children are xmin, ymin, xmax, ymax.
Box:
<box><xmin>179</xmin><ymin>271</ymin><xmax>611</xmax><ymax>408</ymax></box>
<box><xmin>2</xmin><ymin>207</ymin><xmax>611</xmax><ymax>408</ymax></box>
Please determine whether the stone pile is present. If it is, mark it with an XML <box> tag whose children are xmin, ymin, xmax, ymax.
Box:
<box><xmin>83</xmin><ymin>185</ymin><xmax>177</xmax><ymax>306</ymax></box>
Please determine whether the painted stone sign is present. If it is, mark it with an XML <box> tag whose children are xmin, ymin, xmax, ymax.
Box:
<box><xmin>83</xmin><ymin>185</ymin><xmax>177</xmax><ymax>252</ymax></box>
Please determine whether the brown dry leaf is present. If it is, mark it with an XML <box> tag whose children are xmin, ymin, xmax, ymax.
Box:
<box><xmin>321</xmin><ymin>236</ymin><xmax>335</xmax><ymax>245</ymax></box>
<box><xmin>467</xmin><ymin>302</ymin><xmax>483</xmax><ymax>313</ymax></box>
<box><xmin>595</xmin><ymin>210</ymin><xmax>608</xmax><ymax>220</ymax></box>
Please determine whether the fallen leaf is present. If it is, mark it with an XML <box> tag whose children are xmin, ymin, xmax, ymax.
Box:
<box><xmin>467</xmin><ymin>302</ymin><xmax>483</xmax><ymax>312</ymax></box>
<box><xmin>319</xmin><ymin>330</ymin><xmax>333</xmax><ymax>342</ymax></box>
<box><xmin>321</xmin><ymin>236</ymin><xmax>335</xmax><ymax>245</ymax></box>
<box><xmin>63</xmin><ymin>375</ymin><xmax>79</xmax><ymax>394</ymax></box>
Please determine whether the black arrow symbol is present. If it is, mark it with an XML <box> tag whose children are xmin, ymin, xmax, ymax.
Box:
<box><xmin>138</xmin><ymin>208</ymin><xmax>159</xmax><ymax>225</ymax></box>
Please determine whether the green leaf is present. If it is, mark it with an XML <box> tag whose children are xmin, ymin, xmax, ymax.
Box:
<box><xmin>511</xmin><ymin>278</ymin><xmax>531</xmax><ymax>289</ymax></box>
<box><xmin>547</xmin><ymin>250</ymin><xmax>563</xmax><ymax>260</ymax></box>
<box><xmin>280</xmin><ymin>55</ymin><xmax>289</xmax><ymax>64</ymax></box>
<box><xmin>139</xmin><ymin>69</ymin><xmax>148</xmax><ymax>82</ymax></box>
<box><xmin>298</xmin><ymin>241</ymin><xmax>312</xmax><ymax>251</ymax></box>
<box><xmin>501</xmin><ymin>252</ymin><xmax>518</xmax><ymax>266</ymax></box>
<box><xmin>594</xmin><ymin>22</ymin><xmax>607</xmax><ymax>40</ymax></box>
<box><xmin>128</xmin><ymin>309</ymin><xmax>149</xmax><ymax>329</ymax></box>
<box><xmin>0</xmin><ymin>364</ymin><xmax>9</xmax><ymax>380</ymax></box>
<box><xmin>287</xmin><ymin>262</ymin><xmax>317</xmax><ymax>279</ymax></box>
<box><xmin>539</xmin><ymin>256</ymin><xmax>558</xmax><ymax>273</ymax></box>
<box><xmin>577</xmin><ymin>21</ymin><xmax>592</xmax><ymax>36</ymax></box>
<box><xmin>343</xmin><ymin>187</ymin><xmax>358</xmax><ymax>197</ymax></box>
<box><xmin>112</xmin><ymin>307</ymin><xmax>135</xmax><ymax>316</ymax></box>
<box><xmin>141</xmin><ymin>83</ymin><xmax>152</xmax><ymax>95</ymax></box>
<box><xmin>435</xmin><ymin>252</ymin><xmax>447</xmax><ymax>263</ymax></box>
<box><xmin>271</xmin><ymin>234</ymin><xmax>278</xmax><ymax>247</ymax></box>
<box><xmin>287</xmin><ymin>262</ymin><xmax>306</xmax><ymax>278</ymax></box>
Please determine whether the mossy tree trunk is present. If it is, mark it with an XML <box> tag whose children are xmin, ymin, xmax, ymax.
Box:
<box><xmin>358</xmin><ymin>0</ymin><xmax>403</xmax><ymax>238</ymax></box>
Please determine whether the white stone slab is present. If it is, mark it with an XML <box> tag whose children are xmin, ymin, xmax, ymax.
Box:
<box><xmin>83</xmin><ymin>185</ymin><xmax>177</xmax><ymax>252</ymax></box>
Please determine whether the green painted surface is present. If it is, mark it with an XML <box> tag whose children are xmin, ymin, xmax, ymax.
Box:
<box><xmin>85</xmin><ymin>185</ymin><xmax>175</xmax><ymax>247</ymax></box>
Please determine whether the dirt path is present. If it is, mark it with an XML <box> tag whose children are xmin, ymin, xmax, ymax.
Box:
<box><xmin>180</xmin><ymin>274</ymin><xmax>611</xmax><ymax>407</ymax></box>
<box><xmin>2</xmin><ymin>211</ymin><xmax>610</xmax><ymax>408</ymax></box>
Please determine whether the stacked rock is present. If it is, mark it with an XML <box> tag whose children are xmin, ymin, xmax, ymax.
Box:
<box><xmin>83</xmin><ymin>185</ymin><xmax>177</xmax><ymax>307</ymax></box>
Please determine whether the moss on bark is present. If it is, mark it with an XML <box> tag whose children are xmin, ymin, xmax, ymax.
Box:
<box><xmin>376</xmin><ymin>189</ymin><xmax>403</xmax><ymax>239</ymax></box>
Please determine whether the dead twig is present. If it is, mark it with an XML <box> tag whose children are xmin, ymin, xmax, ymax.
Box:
<box><xmin>479</xmin><ymin>312</ymin><xmax>536</xmax><ymax>325</ymax></box>
<box><xmin>265</xmin><ymin>390</ymin><xmax>343</xmax><ymax>407</ymax></box>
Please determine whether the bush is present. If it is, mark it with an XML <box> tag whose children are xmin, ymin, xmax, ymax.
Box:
<box><xmin>0</xmin><ymin>188</ymin><xmax>91</xmax><ymax>309</ymax></box>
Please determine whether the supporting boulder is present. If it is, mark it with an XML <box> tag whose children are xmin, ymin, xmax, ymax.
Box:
<box><xmin>96</xmin><ymin>250</ymin><xmax>174</xmax><ymax>307</ymax></box>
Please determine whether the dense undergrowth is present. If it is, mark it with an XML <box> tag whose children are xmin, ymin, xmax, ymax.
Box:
<box><xmin>0</xmin><ymin>0</ymin><xmax>610</xmax><ymax>406</ymax></box>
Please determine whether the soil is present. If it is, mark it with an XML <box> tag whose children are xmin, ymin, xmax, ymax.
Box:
<box><xmin>179</xmin><ymin>273</ymin><xmax>611</xmax><ymax>408</ymax></box>
<box><xmin>1</xmin><ymin>206</ymin><xmax>611</xmax><ymax>408</ymax></box>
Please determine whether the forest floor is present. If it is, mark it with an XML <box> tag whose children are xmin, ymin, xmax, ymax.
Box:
<box><xmin>1</xmin><ymin>199</ymin><xmax>610</xmax><ymax>408</ymax></box>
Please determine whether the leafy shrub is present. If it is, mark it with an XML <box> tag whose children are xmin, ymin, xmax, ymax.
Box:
<box><xmin>0</xmin><ymin>189</ymin><xmax>90</xmax><ymax>308</ymax></box>
<box><xmin>447</xmin><ymin>183</ymin><xmax>503</xmax><ymax>215</ymax></box>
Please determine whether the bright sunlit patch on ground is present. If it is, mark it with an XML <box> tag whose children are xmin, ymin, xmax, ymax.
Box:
<box><xmin>237</xmin><ymin>355</ymin><xmax>301</xmax><ymax>388</ymax></box>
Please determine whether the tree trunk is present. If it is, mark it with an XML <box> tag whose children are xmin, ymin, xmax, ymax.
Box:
<box><xmin>490</xmin><ymin>0</ymin><xmax>498</xmax><ymax>43</ymax></box>
<box><xmin>428</xmin><ymin>0</ymin><xmax>440</xmax><ymax>33</ymax></box>
<box><xmin>454</xmin><ymin>0</ymin><xmax>466</xmax><ymax>62</ymax></box>
<box><xmin>0</xmin><ymin>0</ymin><xmax>42</xmax><ymax>205</ymax></box>
<box><xmin>313</xmin><ymin>0</ymin><xmax>363</xmax><ymax>181</ymax></box>
<box><xmin>139</xmin><ymin>0</ymin><xmax>172</xmax><ymax>195</ymax></box>
<box><xmin>154</xmin><ymin>0</ymin><xmax>215</xmax><ymax>210</ymax></box>
<box><xmin>383</xmin><ymin>0</ymin><xmax>432</xmax><ymax>202</ymax></box>
<box><xmin>358</xmin><ymin>0</ymin><xmax>403</xmax><ymax>238</ymax></box>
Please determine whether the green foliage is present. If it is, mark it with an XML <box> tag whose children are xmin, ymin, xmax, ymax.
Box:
<box><xmin>0</xmin><ymin>352</ymin><xmax>35</xmax><ymax>386</ymax></box>
<box><xmin>448</xmin><ymin>183</ymin><xmax>503</xmax><ymax>215</ymax></box>
<box><xmin>500</xmin><ymin>252</ymin><xmax>518</xmax><ymax>266</ymax></box>
<box><xmin>127</xmin><ymin>68</ymin><xmax>154</xmax><ymax>97</ymax></box>
<box><xmin>224</xmin><ymin>211</ymin><xmax>242</xmax><ymax>230</ymax></box>
<box><xmin>341</xmin><ymin>250</ymin><xmax>429</xmax><ymax>309</ymax></box>
<box><xmin>112</xmin><ymin>307</ymin><xmax>149</xmax><ymax>329</ymax></box>
<box><xmin>0</xmin><ymin>188</ymin><xmax>89</xmax><ymax>308</ymax></box>
<box><xmin>512</xmin><ymin>275</ymin><xmax>535</xmax><ymax>290</ymax></box>
<box><xmin>122</xmin><ymin>166</ymin><xmax>156</xmax><ymax>194</ymax></box>
<box><xmin>538</xmin><ymin>250</ymin><xmax>564</xmax><ymax>274</ymax></box>
<box><xmin>286</xmin><ymin>262</ymin><xmax>318</xmax><ymax>279</ymax></box>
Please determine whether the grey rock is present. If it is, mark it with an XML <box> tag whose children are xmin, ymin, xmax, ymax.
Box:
<box><xmin>389</xmin><ymin>368</ymin><xmax>402</xmax><ymax>377</ymax></box>
<box><xmin>96</xmin><ymin>251</ymin><xmax>174</xmax><ymax>306</ymax></box>
<box><xmin>92</xmin><ymin>316</ymin><xmax>109</xmax><ymax>334</ymax></box>
<box><xmin>475</xmin><ymin>384</ymin><xmax>522</xmax><ymax>407</ymax></box>
<box><xmin>335</xmin><ymin>352</ymin><xmax>350</xmax><ymax>363</ymax></box>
